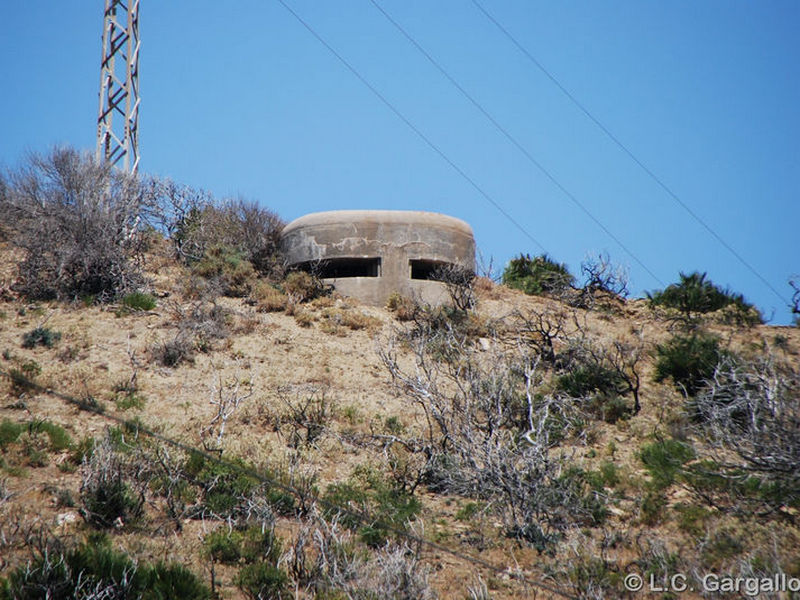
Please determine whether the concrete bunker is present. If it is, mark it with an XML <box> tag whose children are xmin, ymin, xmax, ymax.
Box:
<box><xmin>280</xmin><ymin>210</ymin><xmax>476</xmax><ymax>306</ymax></box>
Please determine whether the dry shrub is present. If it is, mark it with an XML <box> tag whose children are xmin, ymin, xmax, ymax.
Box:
<box><xmin>284</xmin><ymin>510</ymin><xmax>435</xmax><ymax>599</ymax></box>
<box><xmin>283</xmin><ymin>271</ymin><xmax>326</xmax><ymax>304</ymax></box>
<box><xmin>386</xmin><ymin>293</ymin><xmax>416</xmax><ymax>321</ymax></box>
<box><xmin>309</xmin><ymin>295</ymin><xmax>336</xmax><ymax>309</ymax></box>
<box><xmin>251</xmin><ymin>281</ymin><xmax>288</xmax><ymax>313</ymax></box>
<box><xmin>150</xmin><ymin>334</ymin><xmax>195</xmax><ymax>367</ymax></box>
<box><xmin>1</xmin><ymin>147</ymin><xmax>155</xmax><ymax>301</ymax></box>
<box><xmin>319</xmin><ymin>308</ymin><xmax>381</xmax><ymax>336</ymax></box>
<box><xmin>293</xmin><ymin>310</ymin><xmax>316</xmax><ymax>328</ymax></box>
<box><xmin>473</xmin><ymin>276</ymin><xmax>495</xmax><ymax>293</ymax></box>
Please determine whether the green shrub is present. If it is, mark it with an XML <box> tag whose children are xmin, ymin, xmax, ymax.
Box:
<box><xmin>8</xmin><ymin>361</ymin><xmax>41</xmax><ymax>396</ymax></box>
<box><xmin>653</xmin><ymin>332</ymin><xmax>726</xmax><ymax>396</ymax></box>
<box><xmin>587</xmin><ymin>393</ymin><xmax>632</xmax><ymax>424</ymax></box>
<box><xmin>192</xmin><ymin>244</ymin><xmax>256</xmax><ymax>297</ymax></box>
<box><xmin>681</xmin><ymin>460</ymin><xmax>800</xmax><ymax>515</ymax></box>
<box><xmin>558</xmin><ymin>363</ymin><xmax>627</xmax><ymax>398</ymax></box>
<box><xmin>29</xmin><ymin>420</ymin><xmax>72</xmax><ymax>451</ymax></box>
<box><xmin>121</xmin><ymin>291</ymin><xmax>157</xmax><ymax>311</ymax></box>
<box><xmin>184</xmin><ymin>454</ymin><xmax>261</xmax><ymax>518</ymax></box>
<box><xmin>640</xmin><ymin>439</ymin><xmax>694</xmax><ymax>490</ymax></box>
<box><xmin>502</xmin><ymin>253</ymin><xmax>573</xmax><ymax>296</ymax></box>
<box><xmin>0</xmin><ymin>420</ymin><xmax>25</xmax><ymax>449</ymax></box>
<box><xmin>80</xmin><ymin>439</ymin><xmax>144</xmax><ymax>529</ymax></box>
<box><xmin>151</xmin><ymin>335</ymin><xmax>194</xmax><ymax>367</ymax></box>
<box><xmin>235</xmin><ymin>563</ymin><xmax>291</xmax><ymax>600</ymax></box>
<box><xmin>585</xmin><ymin>461</ymin><xmax>620</xmax><ymax>490</ymax></box>
<box><xmin>558</xmin><ymin>363</ymin><xmax>632</xmax><ymax>423</ymax></box>
<box><xmin>455</xmin><ymin>501</ymin><xmax>482</xmax><ymax>521</ymax></box>
<box><xmin>0</xmin><ymin>534</ymin><xmax>211</xmax><ymax>600</ymax></box>
<box><xmin>171</xmin><ymin>197</ymin><xmax>284</xmax><ymax>279</ymax></box>
<box><xmin>648</xmin><ymin>271</ymin><xmax>762</xmax><ymax>323</ymax></box>
<box><xmin>323</xmin><ymin>468</ymin><xmax>421</xmax><ymax>547</ymax></box>
<box><xmin>0</xmin><ymin>419</ymin><xmax>71</xmax><ymax>466</ymax></box>
<box><xmin>115</xmin><ymin>392</ymin><xmax>146</xmax><ymax>411</ymax></box>
<box><xmin>21</xmin><ymin>327</ymin><xmax>61</xmax><ymax>349</ymax></box>
<box><xmin>638</xmin><ymin>489</ymin><xmax>667</xmax><ymax>526</ymax></box>
<box><xmin>205</xmin><ymin>526</ymin><xmax>282</xmax><ymax>566</ymax></box>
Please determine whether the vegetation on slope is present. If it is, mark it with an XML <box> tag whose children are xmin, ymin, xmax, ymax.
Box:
<box><xmin>0</xmin><ymin>147</ymin><xmax>798</xmax><ymax>599</ymax></box>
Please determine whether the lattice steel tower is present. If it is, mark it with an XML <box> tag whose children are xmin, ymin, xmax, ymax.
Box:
<box><xmin>96</xmin><ymin>0</ymin><xmax>140</xmax><ymax>173</ymax></box>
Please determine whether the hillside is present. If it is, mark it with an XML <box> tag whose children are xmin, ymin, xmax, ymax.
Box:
<box><xmin>1</xmin><ymin>234</ymin><xmax>798</xmax><ymax>599</ymax></box>
<box><xmin>1</xmin><ymin>150</ymin><xmax>799</xmax><ymax>599</ymax></box>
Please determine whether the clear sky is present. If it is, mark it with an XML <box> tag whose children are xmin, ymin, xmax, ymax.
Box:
<box><xmin>1</xmin><ymin>1</ymin><xmax>797</xmax><ymax>323</ymax></box>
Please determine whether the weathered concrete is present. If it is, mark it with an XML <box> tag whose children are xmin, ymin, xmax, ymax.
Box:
<box><xmin>280</xmin><ymin>210</ymin><xmax>475</xmax><ymax>306</ymax></box>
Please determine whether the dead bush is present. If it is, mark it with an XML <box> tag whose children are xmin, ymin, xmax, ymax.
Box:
<box><xmin>1</xmin><ymin>147</ymin><xmax>156</xmax><ymax>301</ymax></box>
<box><xmin>379</xmin><ymin>328</ymin><xmax>600</xmax><ymax>549</ymax></box>
<box><xmin>284</xmin><ymin>510</ymin><xmax>436</xmax><ymax>599</ymax></box>
<box><xmin>434</xmin><ymin>263</ymin><xmax>476</xmax><ymax>311</ymax></box>
<box><xmin>79</xmin><ymin>434</ymin><xmax>147</xmax><ymax>529</ymax></box>
<box><xmin>150</xmin><ymin>334</ymin><xmax>195</xmax><ymax>367</ymax></box>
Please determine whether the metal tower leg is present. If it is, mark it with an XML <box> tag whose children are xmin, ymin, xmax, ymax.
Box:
<box><xmin>96</xmin><ymin>0</ymin><xmax>140</xmax><ymax>173</ymax></box>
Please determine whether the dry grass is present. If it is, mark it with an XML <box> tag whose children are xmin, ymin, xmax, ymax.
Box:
<box><xmin>0</xmin><ymin>242</ymin><xmax>798</xmax><ymax>599</ymax></box>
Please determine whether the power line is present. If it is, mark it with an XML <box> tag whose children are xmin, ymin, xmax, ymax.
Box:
<box><xmin>0</xmin><ymin>368</ymin><xmax>578</xmax><ymax>600</ymax></box>
<box><xmin>369</xmin><ymin>0</ymin><xmax>664</xmax><ymax>288</ymax></box>
<box><xmin>470</xmin><ymin>0</ymin><xmax>789</xmax><ymax>306</ymax></box>
<box><xmin>273</xmin><ymin>0</ymin><xmax>547</xmax><ymax>255</ymax></box>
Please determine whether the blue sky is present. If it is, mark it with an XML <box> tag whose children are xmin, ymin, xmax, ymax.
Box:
<box><xmin>1</xmin><ymin>1</ymin><xmax>797</xmax><ymax>323</ymax></box>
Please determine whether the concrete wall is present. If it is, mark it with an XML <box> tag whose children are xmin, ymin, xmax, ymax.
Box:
<box><xmin>280</xmin><ymin>210</ymin><xmax>475</xmax><ymax>306</ymax></box>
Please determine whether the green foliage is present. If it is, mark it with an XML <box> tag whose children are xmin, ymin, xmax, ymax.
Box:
<box><xmin>681</xmin><ymin>460</ymin><xmax>800</xmax><ymax>515</ymax></box>
<box><xmin>121</xmin><ymin>291</ymin><xmax>157</xmax><ymax>311</ymax></box>
<box><xmin>502</xmin><ymin>253</ymin><xmax>573</xmax><ymax>296</ymax></box>
<box><xmin>29</xmin><ymin>420</ymin><xmax>72</xmax><ymax>451</ymax></box>
<box><xmin>640</xmin><ymin>439</ymin><xmax>694</xmax><ymax>490</ymax></box>
<box><xmin>0</xmin><ymin>420</ymin><xmax>25</xmax><ymax>449</ymax></box>
<box><xmin>81</xmin><ymin>474</ymin><xmax>141</xmax><ymax>529</ymax></box>
<box><xmin>323</xmin><ymin>467</ymin><xmax>421</xmax><ymax>547</ymax></box>
<box><xmin>172</xmin><ymin>197</ymin><xmax>284</xmax><ymax>279</ymax></box>
<box><xmin>638</xmin><ymin>490</ymin><xmax>667</xmax><ymax>526</ymax></box>
<box><xmin>21</xmin><ymin>327</ymin><xmax>61</xmax><ymax>349</ymax></box>
<box><xmin>205</xmin><ymin>526</ymin><xmax>282</xmax><ymax>566</ymax></box>
<box><xmin>0</xmin><ymin>419</ymin><xmax>72</xmax><ymax>471</ymax></box>
<box><xmin>0</xmin><ymin>534</ymin><xmax>211</xmax><ymax>600</ymax></box>
<box><xmin>674</xmin><ymin>503</ymin><xmax>712</xmax><ymax>537</ymax></box>
<box><xmin>192</xmin><ymin>244</ymin><xmax>256</xmax><ymax>297</ymax></box>
<box><xmin>115</xmin><ymin>392</ymin><xmax>146</xmax><ymax>411</ymax></box>
<box><xmin>554</xmin><ymin>467</ymin><xmax>609</xmax><ymax>526</ymax></box>
<box><xmin>235</xmin><ymin>563</ymin><xmax>291</xmax><ymax>600</ymax></box>
<box><xmin>80</xmin><ymin>439</ymin><xmax>144</xmax><ymax>529</ymax></box>
<box><xmin>558</xmin><ymin>363</ymin><xmax>632</xmax><ymax>423</ymax></box>
<box><xmin>455</xmin><ymin>501</ymin><xmax>482</xmax><ymax>521</ymax></box>
<box><xmin>653</xmin><ymin>332</ymin><xmax>726</xmax><ymax>396</ymax></box>
<box><xmin>587</xmin><ymin>393</ymin><xmax>633</xmax><ymax>424</ymax></box>
<box><xmin>585</xmin><ymin>462</ymin><xmax>620</xmax><ymax>490</ymax></box>
<box><xmin>648</xmin><ymin>271</ymin><xmax>762</xmax><ymax>323</ymax></box>
<box><xmin>558</xmin><ymin>363</ymin><xmax>627</xmax><ymax>398</ymax></box>
<box><xmin>184</xmin><ymin>454</ymin><xmax>261</xmax><ymax>518</ymax></box>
